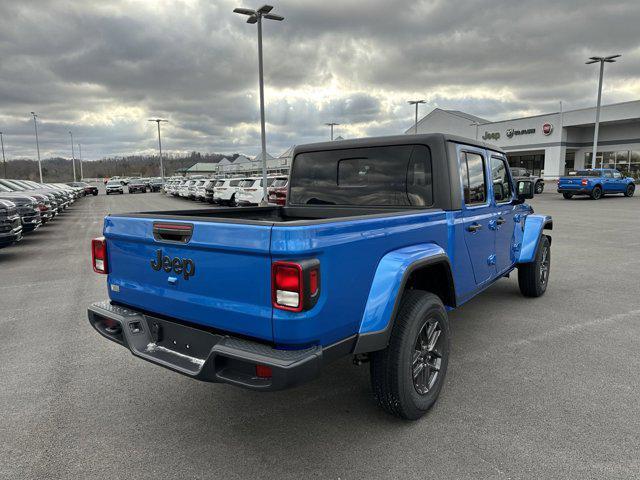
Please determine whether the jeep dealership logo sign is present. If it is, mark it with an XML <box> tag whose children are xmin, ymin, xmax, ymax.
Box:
<box><xmin>482</xmin><ymin>131</ymin><xmax>500</xmax><ymax>141</ymax></box>
<box><xmin>542</xmin><ymin>123</ymin><xmax>553</xmax><ymax>135</ymax></box>
<box><xmin>506</xmin><ymin>127</ymin><xmax>535</xmax><ymax>139</ymax></box>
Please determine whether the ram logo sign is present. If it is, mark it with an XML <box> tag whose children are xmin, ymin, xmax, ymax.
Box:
<box><xmin>506</xmin><ymin>127</ymin><xmax>535</xmax><ymax>139</ymax></box>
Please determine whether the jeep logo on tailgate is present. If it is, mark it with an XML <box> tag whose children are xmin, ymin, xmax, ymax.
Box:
<box><xmin>151</xmin><ymin>249</ymin><xmax>196</xmax><ymax>280</ymax></box>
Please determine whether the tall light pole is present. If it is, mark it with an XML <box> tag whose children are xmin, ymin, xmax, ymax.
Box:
<box><xmin>586</xmin><ymin>54</ymin><xmax>620</xmax><ymax>169</ymax></box>
<box><xmin>69</xmin><ymin>131</ymin><xmax>76</xmax><ymax>181</ymax></box>
<box><xmin>325</xmin><ymin>122</ymin><xmax>339</xmax><ymax>141</ymax></box>
<box><xmin>148</xmin><ymin>119</ymin><xmax>168</xmax><ymax>181</ymax></box>
<box><xmin>31</xmin><ymin>112</ymin><xmax>43</xmax><ymax>182</ymax></box>
<box><xmin>78</xmin><ymin>143</ymin><xmax>83</xmax><ymax>180</ymax></box>
<box><xmin>0</xmin><ymin>132</ymin><xmax>6</xmax><ymax>178</ymax></box>
<box><xmin>234</xmin><ymin>4</ymin><xmax>284</xmax><ymax>205</ymax></box>
<box><xmin>408</xmin><ymin>100</ymin><xmax>425</xmax><ymax>134</ymax></box>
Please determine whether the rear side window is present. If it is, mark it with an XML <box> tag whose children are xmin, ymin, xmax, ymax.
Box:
<box><xmin>289</xmin><ymin>145</ymin><xmax>432</xmax><ymax>206</ymax></box>
<box><xmin>490</xmin><ymin>156</ymin><xmax>513</xmax><ymax>202</ymax></box>
<box><xmin>460</xmin><ymin>152</ymin><xmax>487</xmax><ymax>205</ymax></box>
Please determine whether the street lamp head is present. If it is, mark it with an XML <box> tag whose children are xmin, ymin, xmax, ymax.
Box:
<box><xmin>263</xmin><ymin>13</ymin><xmax>284</xmax><ymax>21</ymax></box>
<box><xmin>257</xmin><ymin>5</ymin><xmax>273</xmax><ymax>14</ymax></box>
<box><xmin>247</xmin><ymin>15</ymin><xmax>258</xmax><ymax>23</ymax></box>
<box><xmin>604</xmin><ymin>54</ymin><xmax>621</xmax><ymax>62</ymax></box>
<box><xmin>407</xmin><ymin>100</ymin><xmax>426</xmax><ymax>105</ymax></box>
<box><xmin>233</xmin><ymin>7</ymin><xmax>256</xmax><ymax>15</ymax></box>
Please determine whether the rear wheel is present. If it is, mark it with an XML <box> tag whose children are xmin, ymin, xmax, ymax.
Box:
<box><xmin>591</xmin><ymin>186</ymin><xmax>602</xmax><ymax>200</ymax></box>
<box><xmin>228</xmin><ymin>194</ymin><xmax>237</xmax><ymax>207</ymax></box>
<box><xmin>562</xmin><ymin>193</ymin><xmax>573</xmax><ymax>199</ymax></box>
<box><xmin>370</xmin><ymin>291</ymin><xmax>450</xmax><ymax>420</ymax></box>
<box><xmin>624</xmin><ymin>184</ymin><xmax>635</xmax><ymax>197</ymax></box>
<box><xmin>518</xmin><ymin>235</ymin><xmax>550</xmax><ymax>297</ymax></box>
<box><xmin>535</xmin><ymin>181</ymin><xmax>544</xmax><ymax>194</ymax></box>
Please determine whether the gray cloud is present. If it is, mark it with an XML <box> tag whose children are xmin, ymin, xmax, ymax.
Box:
<box><xmin>0</xmin><ymin>0</ymin><xmax>638</xmax><ymax>161</ymax></box>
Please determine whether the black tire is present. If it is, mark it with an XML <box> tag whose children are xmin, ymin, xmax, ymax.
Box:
<box><xmin>518</xmin><ymin>235</ymin><xmax>551</xmax><ymax>297</ymax></box>
<box><xmin>624</xmin><ymin>184</ymin><xmax>635</xmax><ymax>197</ymax></box>
<box><xmin>228</xmin><ymin>194</ymin><xmax>236</xmax><ymax>207</ymax></box>
<box><xmin>562</xmin><ymin>193</ymin><xmax>573</xmax><ymax>199</ymax></box>
<box><xmin>93</xmin><ymin>192</ymin><xmax>98</xmax><ymax>196</ymax></box>
<box><xmin>591</xmin><ymin>186</ymin><xmax>602</xmax><ymax>200</ymax></box>
<box><xmin>535</xmin><ymin>181</ymin><xmax>544</xmax><ymax>194</ymax></box>
<box><xmin>370</xmin><ymin>290</ymin><xmax>450</xmax><ymax>420</ymax></box>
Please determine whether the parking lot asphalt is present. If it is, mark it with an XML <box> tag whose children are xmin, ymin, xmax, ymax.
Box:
<box><xmin>1</xmin><ymin>188</ymin><xmax>640</xmax><ymax>480</ymax></box>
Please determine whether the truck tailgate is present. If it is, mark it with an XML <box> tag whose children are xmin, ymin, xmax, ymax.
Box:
<box><xmin>103</xmin><ymin>216</ymin><xmax>274</xmax><ymax>342</ymax></box>
<box><xmin>558</xmin><ymin>177</ymin><xmax>583</xmax><ymax>189</ymax></box>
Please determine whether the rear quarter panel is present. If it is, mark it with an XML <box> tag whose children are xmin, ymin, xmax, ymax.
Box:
<box><xmin>270</xmin><ymin>210</ymin><xmax>460</xmax><ymax>347</ymax></box>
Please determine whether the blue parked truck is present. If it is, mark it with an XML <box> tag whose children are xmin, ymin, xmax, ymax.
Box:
<box><xmin>558</xmin><ymin>168</ymin><xmax>635</xmax><ymax>199</ymax></box>
<box><xmin>88</xmin><ymin>134</ymin><xmax>552</xmax><ymax>419</ymax></box>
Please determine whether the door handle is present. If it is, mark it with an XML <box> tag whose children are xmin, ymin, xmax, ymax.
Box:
<box><xmin>466</xmin><ymin>223</ymin><xmax>482</xmax><ymax>233</ymax></box>
<box><xmin>496</xmin><ymin>217</ymin><xmax>506</xmax><ymax>226</ymax></box>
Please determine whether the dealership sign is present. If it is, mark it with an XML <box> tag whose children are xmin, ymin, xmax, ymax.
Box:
<box><xmin>506</xmin><ymin>127</ymin><xmax>535</xmax><ymax>138</ymax></box>
<box><xmin>482</xmin><ymin>131</ymin><xmax>500</xmax><ymax>141</ymax></box>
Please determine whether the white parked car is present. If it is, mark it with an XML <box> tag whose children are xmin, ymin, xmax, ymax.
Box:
<box><xmin>236</xmin><ymin>176</ymin><xmax>286</xmax><ymax>206</ymax></box>
<box><xmin>179</xmin><ymin>180</ymin><xmax>194</xmax><ymax>198</ymax></box>
<box><xmin>213</xmin><ymin>178</ymin><xmax>243</xmax><ymax>206</ymax></box>
<box><xmin>194</xmin><ymin>179</ymin><xmax>211</xmax><ymax>201</ymax></box>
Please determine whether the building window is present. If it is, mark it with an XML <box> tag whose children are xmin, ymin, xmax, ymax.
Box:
<box><xmin>507</xmin><ymin>154</ymin><xmax>544</xmax><ymax>177</ymax></box>
<box><xmin>585</xmin><ymin>150</ymin><xmax>634</xmax><ymax>175</ymax></box>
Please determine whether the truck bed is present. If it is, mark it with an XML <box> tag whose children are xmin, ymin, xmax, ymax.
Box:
<box><xmin>112</xmin><ymin>205</ymin><xmax>432</xmax><ymax>225</ymax></box>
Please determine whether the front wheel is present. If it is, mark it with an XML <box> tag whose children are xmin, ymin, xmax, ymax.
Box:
<box><xmin>591</xmin><ymin>186</ymin><xmax>602</xmax><ymax>200</ymax></box>
<box><xmin>562</xmin><ymin>193</ymin><xmax>573</xmax><ymax>199</ymax></box>
<box><xmin>624</xmin><ymin>184</ymin><xmax>635</xmax><ymax>197</ymax></box>
<box><xmin>518</xmin><ymin>235</ymin><xmax>550</xmax><ymax>297</ymax></box>
<box><xmin>370</xmin><ymin>291</ymin><xmax>450</xmax><ymax>420</ymax></box>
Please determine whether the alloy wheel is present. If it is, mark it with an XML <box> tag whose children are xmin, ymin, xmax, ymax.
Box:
<box><xmin>412</xmin><ymin>319</ymin><xmax>443</xmax><ymax>395</ymax></box>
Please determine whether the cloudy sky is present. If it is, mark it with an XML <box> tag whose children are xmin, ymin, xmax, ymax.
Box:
<box><xmin>1</xmin><ymin>0</ymin><xmax>639</xmax><ymax>161</ymax></box>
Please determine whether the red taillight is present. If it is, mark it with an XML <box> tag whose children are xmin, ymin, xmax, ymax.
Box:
<box><xmin>92</xmin><ymin>237</ymin><xmax>108</xmax><ymax>274</ymax></box>
<box><xmin>581</xmin><ymin>178</ymin><xmax>588</xmax><ymax>186</ymax></box>
<box><xmin>255</xmin><ymin>364</ymin><xmax>272</xmax><ymax>379</ymax></box>
<box><xmin>272</xmin><ymin>260</ymin><xmax>320</xmax><ymax>312</ymax></box>
<box><xmin>37</xmin><ymin>203</ymin><xmax>48</xmax><ymax>212</ymax></box>
<box><xmin>273</xmin><ymin>262</ymin><xmax>302</xmax><ymax>311</ymax></box>
<box><xmin>309</xmin><ymin>269</ymin><xmax>319</xmax><ymax>296</ymax></box>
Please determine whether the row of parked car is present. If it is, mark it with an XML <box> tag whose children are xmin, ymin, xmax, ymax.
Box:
<box><xmin>162</xmin><ymin>175</ymin><xmax>289</xmax><ymax>206</ymax></box>
<box><xmin>0</xmin><ymin>179</ymin><xmax>91</xmax><ymax>249</ymax></box>
<box><xmin>105</xmin><ymin>177</ymin><xmax>164</xmax><ymax>194</ymax></box>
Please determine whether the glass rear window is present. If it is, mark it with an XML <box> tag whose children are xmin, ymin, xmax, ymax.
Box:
<box><xmin>289</xmin><ymin>145</ymin><xmax>432</xmax><ymax>206</ymax></box>
<box><xmin>239</xmin><ymin>179</ymin><xmax>256</xmax><ymax>187</ymax></box>
<box><xmin>272</xmin><ymin>179</ymin><xmax>288</xmax><ymax>187</ymax></box>
<box><xmin>576</xmin><ymin>170</ymin><xmax>602</xmax><ymax>177</ymax></box>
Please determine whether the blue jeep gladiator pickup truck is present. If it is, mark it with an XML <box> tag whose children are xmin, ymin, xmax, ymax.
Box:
<box><xmin>557</xmin><ymin>168</ymin><xmax>635</xmax><ymax>199</ymax></box>
<box><xmin>88</xmin><ymin>134</ymin><xmax>552</xmax><ymax>420</ymax></box>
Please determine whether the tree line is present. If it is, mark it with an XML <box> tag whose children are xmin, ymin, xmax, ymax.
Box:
<box><xmin>1</xmin><ymin>151</ymin><xmax>241</xmax><ymax>181</ymax></box>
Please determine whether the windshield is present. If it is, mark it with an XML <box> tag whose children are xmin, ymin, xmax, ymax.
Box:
<box><xmin>576</xmin><ymin>170</ymin><xmax>602</xmax><ymax>177</ymax></box>
<box><xmin>107</xmin><ymin>181</ymin><xmax>121</xmax><ymax>186</ymax></box>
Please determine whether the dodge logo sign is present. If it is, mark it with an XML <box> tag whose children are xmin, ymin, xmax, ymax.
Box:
<box><xmin>543</xmin><ymin>123</ymin><xmax>553</xmax><ymax>135</ymax></box>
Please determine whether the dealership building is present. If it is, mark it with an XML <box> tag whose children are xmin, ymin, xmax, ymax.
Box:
<box><xmin>408</xmin><ymin>100</ymin><xmax>640</xmax><ymax>179</ymax></box>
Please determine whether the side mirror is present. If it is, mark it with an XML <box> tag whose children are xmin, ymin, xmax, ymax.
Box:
<box><xmin>514</xmin><ymin>180</ymin><xmax>534</xmax><ymax>203</ymax></box>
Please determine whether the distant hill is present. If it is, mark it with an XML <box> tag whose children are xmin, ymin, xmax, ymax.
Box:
<box><xmin>2</xmin><ymin>152</ymin><xmax>242</xmax><ymax>181</ymax></box>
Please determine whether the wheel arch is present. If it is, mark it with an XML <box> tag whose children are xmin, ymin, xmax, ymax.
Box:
<box><xmin>517</xmin><ymin>214</ymin><xmax>552</xmax><ymax>264</ymax></box>
<box><xmin>353</xmin><ymin>244</ymin><xmax>456</xmax><ymax>354</ymax></box>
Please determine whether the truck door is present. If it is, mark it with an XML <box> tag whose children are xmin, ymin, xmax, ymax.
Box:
<box><xmin>603</xmin><ymin>170</ymin><xmax>616</xmax><ymax>193</ymax></box>
<box><xmin>459</xmin><ymin>148</ymin><xmax>496</xmax><ymax>285</ymax></box>
<box><xmin>612</xmin><ymin>170</ymin><xmax>625</xmax><ymax>192</ymax></box>
<box><xmin>490</xmin><ymin>155</ymin><xmax>517</xmax><ymax>273</ymax></box>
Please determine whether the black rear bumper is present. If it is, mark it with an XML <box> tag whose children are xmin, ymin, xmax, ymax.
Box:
<box><xmin>88</xmin><ymin>301</ymin><xmax>354</xmax><ymax>391</ymax></box>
